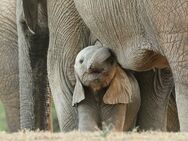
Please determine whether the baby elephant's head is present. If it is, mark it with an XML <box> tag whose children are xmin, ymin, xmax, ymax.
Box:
<box><xmin>74</xmin><ymin>45</ymin><xmax>116</xmax><ymax>91</ymax></box>
<box><xmin>73</xmin><ymin>45</ymin><xmax>134</xmax><ymax>106</ymax></box>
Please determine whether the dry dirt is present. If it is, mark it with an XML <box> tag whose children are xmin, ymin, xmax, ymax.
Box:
<box><xmin>0</xmin><ymin>131</ymin><xmax>188</xmax><ymax>141</ymax></box>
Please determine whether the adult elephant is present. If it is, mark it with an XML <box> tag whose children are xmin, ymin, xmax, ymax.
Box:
<box><xmin>20</xmin><ymin>0</ymin><xmax>186</xmax><ymax>131</ymax></box>
<box><xmin>73</xmin><ymin>0</ymin><xmax>188</xmax><ymax>131</ymax></box>
<box><xmin>16</xmin><ymin>0</ymin><xmax>50</xmax><ymax>130</ymax></box>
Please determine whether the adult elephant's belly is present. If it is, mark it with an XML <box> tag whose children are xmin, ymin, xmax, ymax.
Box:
<box><xmin>111</xmin><ymin>39</ymin><xmax>168</xmax><ymax>71</ymax></box>
<box><xmin>74</xmin><ymin>0</ymin><xmax>168</xmax><ymax>71</ymax></box>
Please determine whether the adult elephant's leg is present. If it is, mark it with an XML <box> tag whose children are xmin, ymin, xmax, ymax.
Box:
<box><xmin>0</xmin><ymin>0</ymin><xmax>20</xmax><ymax>132</ymax></box>
<box><xmin>1</xmin><ymin>94</ymin><xmax>20</xmax><ymax>132</ymax></box>
<box><xmin>139</xmin><ymin>0</ymin><xmax>188</xmax><ymax>132</ymax></box>
<box><xmin>47</xmin><ymin>0</ymin><xmax>91</xmax><ymax>131</ymax></box>
<box><xmin>167</xmin><ymin>89</ymin><xmax>180</xmax><ymax>132</ymax></box>
<box><xmin>167</xmin><ymin>49</ymin><xmax>188</xmax><ymax>131</ymax></box>
<box><xmin>136</xmin><ymin>68</ymin><xmax>173</xmax><ymax>131</ymax></box>
<box><xmin>174</xmin><ymin>82</ymin><xmax>188</xmax><ymax>131</ymax></box>
<box><xmin>0</xmin><ymin>48</ymin><xmax>20</xmax><ymax>132</ymax></box>
<box><xmin>156</xmin><ymin>14</ymin><xmax>188</xmax><ymax>132</ymax></box>
<box><xmin>16</xmin><ymin>0</ymin><xmax>49</xmax><ymax>130</ymax></box>
<box><xmin>156</xmin><ymin>32</ymin><xmax>188</xmax><ymax>132</ymax></box>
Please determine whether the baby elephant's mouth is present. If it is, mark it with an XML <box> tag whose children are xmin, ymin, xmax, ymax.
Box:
<box><xmin>82</xmin><ymin>67</ymin><xmax>116</xmax><ymax>91</ymax></box>
<box><xmin>89</xmin><ymin>68</ymin><xmax>104</xmax><ymax>74</ymax></box>
<box><xmin>83</xmin><ymin>68</ymin><xmax>107</xmax><ymax>83</ymax></box>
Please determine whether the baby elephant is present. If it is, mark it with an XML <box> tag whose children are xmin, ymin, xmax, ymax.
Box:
<box><xmin>73</xmin><ymin>44</ymin><xmax>140</xmax><ymax>131</ymax></box>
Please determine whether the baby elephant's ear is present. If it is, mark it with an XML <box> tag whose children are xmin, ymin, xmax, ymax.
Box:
<box><xmin>72</xmin><ymin>74</ymin><xmax>85</xmax><ymax>106</ymax></box>
<box><xmin>103</xmin><ymin>66</ymin><xmax>133</xmax><ymax>104</ymax></box>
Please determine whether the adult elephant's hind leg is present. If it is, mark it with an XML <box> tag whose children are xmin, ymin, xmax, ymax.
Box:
<box><xmin>141</xmin><ymin>0</ymin><xmax>188</xmax><ymax>132</ymax></box>
<box><xmin>175</xmin><ymin>83</ymin><xmax>188</xmax><ymax>131</ymax></box>
<box><xmin>170</xmin><ymin>61</ymin><xmax>188</xmax><ymax>132</ymax></box>
<box><xmin>170</xmin><ymin>60</ymin><xmax>188</xmax><ymax>131</ymax></box>
<box><xmin>164</xmin><ymin>32</ymin><xmax>188</xmax><ymax>132</ymax></box>
<box><xmin>136</xmin><ymin>68</ymin><xmax>173</xmax><ymax>131</ymax></box>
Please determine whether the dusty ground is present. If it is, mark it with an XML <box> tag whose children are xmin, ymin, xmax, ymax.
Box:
<box><xmin>0</xmin><ymin>132</ymin><xmax>188</xmax><ymax>141</ymax></box>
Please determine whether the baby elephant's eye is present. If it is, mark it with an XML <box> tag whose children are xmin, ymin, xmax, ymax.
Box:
<box><xmin>79</xmin><ymin>59</ymin><xmax>84</xmax><ymax>64</ymax></box>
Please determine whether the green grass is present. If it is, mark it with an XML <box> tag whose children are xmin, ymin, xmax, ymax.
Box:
<box><xmin>0</xmin><ymin>101</ymin><xmax>8</xmax><ymax>131</ymax></box>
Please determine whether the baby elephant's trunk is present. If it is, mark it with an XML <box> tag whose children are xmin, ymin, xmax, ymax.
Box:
<box><xmin>87</xmin><ymin>48</ymin><xmax>112</xmax><ymax>72</ymax></box>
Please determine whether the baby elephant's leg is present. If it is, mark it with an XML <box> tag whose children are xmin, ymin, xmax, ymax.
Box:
<box><xmin>77</xmin><ymin>99</ymin><xmax>101</xmax><ymax>131</ymax></box>
<box><xmin>101</xmin><ymin>104</ymin><xmax>127</xmax><ymax>131</ymax></box>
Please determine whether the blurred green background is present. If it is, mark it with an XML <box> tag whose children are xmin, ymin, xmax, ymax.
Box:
<box><xmin>0</xmin><ymin>101</ymin><xmax>59</xmax><ymax>132</ymax></box>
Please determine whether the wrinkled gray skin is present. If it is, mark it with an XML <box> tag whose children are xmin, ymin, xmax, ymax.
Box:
<box><xmin>16</xmin><ymin>0</ymin><xmax>50</xmax><ymax>130</ymax></box>
<box><xmin>0</xmin><ymin>0</ymin><xmax>19</xmax><ymax>132</ymax></box>
<box><xmin>20</xmin><ymin>0</ymin><xmax>186</xmax><ymax>131</ymax></box>
<box><xmin>73</xmin><ymin>45</ymin><xmax>140</xmax><ymax>131</ymax></box>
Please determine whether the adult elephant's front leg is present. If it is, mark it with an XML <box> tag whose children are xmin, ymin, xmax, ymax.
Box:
<box><xmin>47</xmin><ymin>0</ymin><xmax>91</xmax><ymax>131</ymax></box>
<box><xmin>16</xmin><ymin>0</ymin><xmax>49</xmax><ymax>130</ymax></box>
<box><xmin>136</xmin><ymin>68</ymin><xmax>174</xmax><ymax>131</ymax></box>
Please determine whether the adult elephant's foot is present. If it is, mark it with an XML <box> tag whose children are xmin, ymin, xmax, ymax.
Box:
<box><xmin>175</xmin><ymin>83</ymin><xmax>188</xmax><ymax>132</ymax></box>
